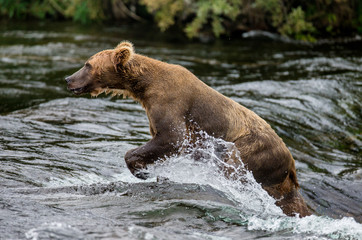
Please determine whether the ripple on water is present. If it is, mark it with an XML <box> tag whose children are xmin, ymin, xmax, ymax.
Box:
<box><xmin>280</xmin><ymin>57</ymin><xmax>362</xmax><ymax>73</ymax></box>
<box><xmin>25</xmin><ymin>222</ymin><xmax>85</xmax><ymax>240</ymax></box>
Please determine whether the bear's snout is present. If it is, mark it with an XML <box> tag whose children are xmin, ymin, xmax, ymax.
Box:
<box><xmin>64</xmin><ymin>66</ymin><xmax>94</xmax><ymax>95</ymax></box>
<box><xmin>65</xmin><ymin>76</ymin><xmax>72</xmax><ymax>84</ymax></box>
<box><xmin>65</xmin><ymin>75</ymin><xmax>86</xmax><ymax>95</ymax></box>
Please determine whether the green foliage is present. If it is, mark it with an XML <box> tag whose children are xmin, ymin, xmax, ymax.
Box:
<box><xmin>69</xmin><ymin>1</ymin><xmax>91</xmax><ymax>24</ymax></box>
<box><xmin>0</xmin><ymin>0</ymin><xmax>105</xmax><ymax>24</ymax></box>
<box><xmin>29</xmin><ymin>1</ymin><xmax>56</xmax><ymax>19</ymax></box>
<box><xmin>142</xmin><ymin>0</ymin><xmax>316</xmax><ymax>40</ymax></box>
<box><xmin>354</xmin><ymin>0</ymin><xmax>362</xmax><ymax>33</ymax></box>
<box><xmin>185</xmin><ymin>0</ymin><xmax>242</xmax><ymax>38</ymax></box>
<box><xmin>0</xmin><ymin>0</ymin><xmax>38</xmax><ymax>18</ymax></box>
<box><xmin>184</xmin><ymin>1</ymin><xmax>210</xmax><ymax>38</ymax></box>
<box><xmin>255</xmin><ymin>0</ymin><xmax>284</xmax><ymax>28</ymax></box>
<box><xmin>326</xmin><ymin>13</ymin><xmax>337</xmax><ymax>33</ymax></box>
<box><xmin>0</xmin><ymin>0</ymin><xmax>26</xmax><ymax>18</ymax></box>
<box><xmin>302</xmin><ymin>0</ymin><xmax>359</xmax><ymax>37</ymax></box>
<box><xmin>142</xmin><ymin>0</ymin><xmax>242</xmax><ymax>38</ymax></box>
<box><xmin>141</xmin><ymin>0</ymin><xmax>184</xmax><ymax>31</ymax></box>
<box><xmin>279</xmin><ymin>7</ymin><xmax>316</xmax><ymax>42</ymax></box>
<box><xmin>254</xmin><ymin>0</ymin><xmax>315</xmax><ymax>41</ymax></box>
<box><xmin>65</xmin><ymin>0</ymin><xmax>105</xmax><ymax>24</ymax></box>
<box><xmin>0</xmin><ymin>0</ymin><xmax>361</xmax><ymax>41</ymax></box>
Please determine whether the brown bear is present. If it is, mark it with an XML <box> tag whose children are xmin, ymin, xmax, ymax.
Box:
<box><xmin>65</xmin><ymin>41</ymin><xmax>310</xmax><ymax>217</ymax></box>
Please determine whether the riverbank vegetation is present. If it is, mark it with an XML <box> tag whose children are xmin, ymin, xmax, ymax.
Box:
<box><xmin>1</xmin><ymin>0</ymin><xmax>361</xmax><ymax>42</ymax></box>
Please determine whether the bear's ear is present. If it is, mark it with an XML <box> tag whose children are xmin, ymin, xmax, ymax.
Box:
<box><xmin>112</xmin><ymin>45</ymin><xmax>134</xmax><ymax>71</ymax></box>
<box><xmin>115</xmin><ymin>41</ymin><xmax>134</xmax><ymax>51</ymax></box>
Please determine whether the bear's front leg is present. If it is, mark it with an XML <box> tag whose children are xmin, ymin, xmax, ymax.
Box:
<box><xmin>125</xmin><ymin>148</ymin><xmax>149</xmax><ymax>179</ymax></box>
<box><xmin>124</xmin><ymin>136</ymin><xmax>179</xmax><ymax>179</ymax></box>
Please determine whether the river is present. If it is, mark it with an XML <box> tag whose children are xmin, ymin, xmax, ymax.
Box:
<box><xmin>0</xmin><ymin>21</ymin><xmax>361</xmax><ymax>239</ymax></box>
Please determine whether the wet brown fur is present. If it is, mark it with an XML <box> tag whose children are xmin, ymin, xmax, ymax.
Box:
<box><xmin>65</xmin><ymin>41</ymin><xmax>310</xmax><ymax>217</ymax></box>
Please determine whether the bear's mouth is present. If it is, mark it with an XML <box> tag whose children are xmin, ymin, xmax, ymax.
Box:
<box><xmin>69</xmin><ymin>86</ymin><xmax>87</xmax><ymax>95</ymax></box>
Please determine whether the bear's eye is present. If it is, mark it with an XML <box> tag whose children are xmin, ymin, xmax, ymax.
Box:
<box><xmin>85</xmin><ymin>62</ymin><xmax>92</xmax><ymax>68</ymax></box>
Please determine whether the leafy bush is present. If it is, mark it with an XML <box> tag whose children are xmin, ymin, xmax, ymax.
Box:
<box><xmin>183</xmin><ymin>0</ymin><xmax>242</xmax><ymax>38</ymax></box>
<box><xmin>141</xmin><ymin>0</ymin><xmax>184</xmax><ymax>31</ymax></box>
<box><xmin>141</xmin><ymin>0</ymin><xmax>243</xmax><ymax>38</ymax></box>
<box><xmin>279</xmin><ymin>7</ymin><xmax>316</xmax><ymax>41</ymax></box>
<box><xmin>0</xmin><ymin>0</ymin><xmax>53</xmax><ymax>19</ymax></box>
<box><xmin>0</xmin><ymin>0</ymin><xmax>361</xmax><ymax>41</ymax></box>
<box><xmin>0</xmin><ymin>0</ymin><xmax>105</xmax><ymax>23</ymax></box>
<box><xmin>65</xmin><ymin>0</ymin><xmax>105</xmax><ymax>24</ymax></box>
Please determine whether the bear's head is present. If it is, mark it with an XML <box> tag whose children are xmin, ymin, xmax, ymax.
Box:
<box><xmin>65</xmin><ymin>41</ymin><xmax>135</xmax><ymax>97</ymax></box>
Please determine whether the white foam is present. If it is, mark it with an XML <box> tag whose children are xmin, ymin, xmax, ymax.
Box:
<box><xmin>25</xmin><ymin>222</ymin><xmax>84</xmax><ymax>240</ymax></box>
<box><xmin>148</xmin><ymin>131</ymin><xmax>283</xmax><ymax>217</ymax></box>
<box><xmin>147</xmin><ymin>132</ymin><xmax>362</xmax><ymax>239</ymax></box>
<box><xmin>248</xmin><ymin>215</ymin><xmax>362</xmax><ymax>239</ymax></box>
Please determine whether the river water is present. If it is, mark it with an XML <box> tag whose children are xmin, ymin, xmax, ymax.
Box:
<box><xmin>0</xmin><ymin>21</ymin><xmax>361</xmax><ymax>239</ymax></box>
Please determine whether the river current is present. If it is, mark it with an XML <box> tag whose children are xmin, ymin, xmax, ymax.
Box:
<box><xmin>0</xmin><ymin>21</ymin><xmax>361</xmax><ymax>239</ymax></box>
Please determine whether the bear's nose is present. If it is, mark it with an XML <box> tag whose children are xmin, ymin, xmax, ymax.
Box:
<box><xmin>65</xmin><ymin>76</ymin><xmax>71</xmax><ymax>84</ymax></box>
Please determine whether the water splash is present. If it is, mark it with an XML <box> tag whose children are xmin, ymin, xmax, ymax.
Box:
<box><xmin>146</xmin><ymin>132</ymin><xmax>362</xmax><ymax>239</ymax></box>
<box><xmin>247</xmin><ymin>215</ymin><xmax>362</xmax><ymax>239</ymax></box>
<box><xmin>148</xmin><ymin>131</ymin><xmax>283</xmax><ymax>217</ymax></box>
<box><xmin>25</xmin><ymin>222</ymin><xmax>85</xmax><ymax>240</ymax></box>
